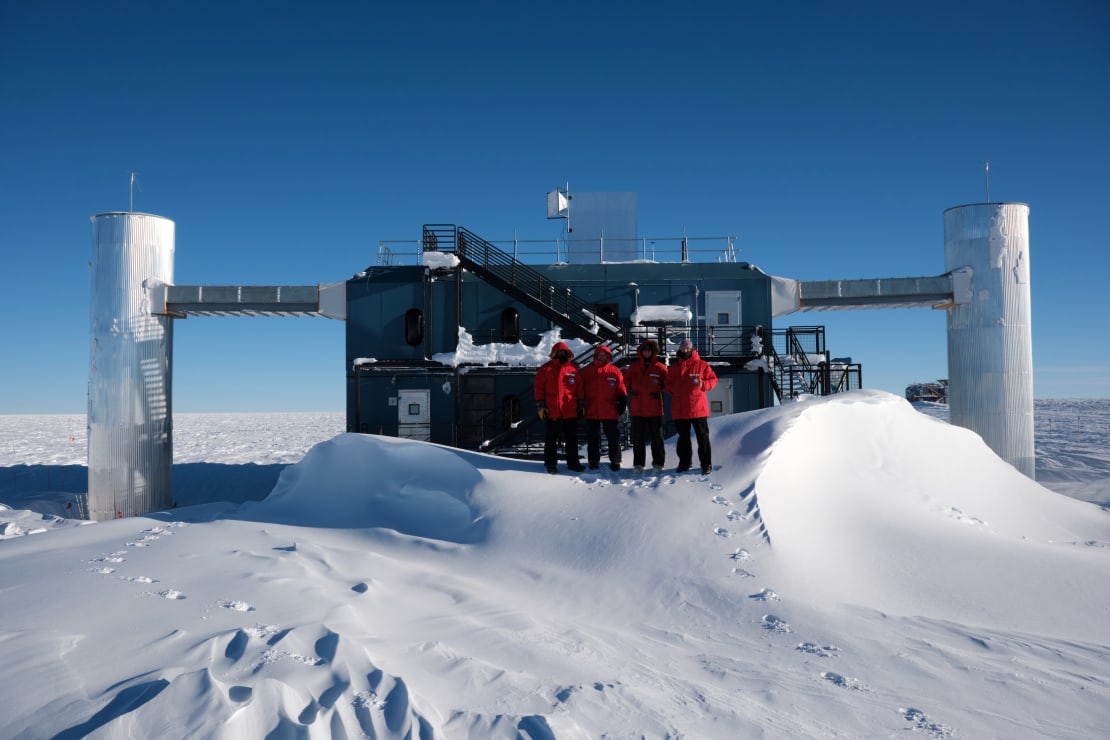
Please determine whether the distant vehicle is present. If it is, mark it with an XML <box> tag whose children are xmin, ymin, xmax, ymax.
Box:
<box><xmin>906</xmin><ymin>379</ymin><xmax>948</xmax><ymax>404</ymax></box>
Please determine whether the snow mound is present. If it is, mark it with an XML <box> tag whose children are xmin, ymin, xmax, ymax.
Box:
<box><xmin>740</xmin><ymin>390</ymin><xmax>1110</xmax><ymax>638</ymax></box>
<box><xmin>245</xmin><ymin>433</ymin><xmax>489</xmax><ymax>543</ymax></box>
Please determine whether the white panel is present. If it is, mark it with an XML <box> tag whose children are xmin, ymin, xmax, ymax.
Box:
<box><xmin>944</xmin><ymin>203</ymin><xmax>1034</xmax><ymax>478</ymax></box>
<box><xmin>567</xmin><ymin>192</ymin><xmax>637</xmax><ymax>263</ymax></box>
<box><xmin>706</xmin><ymin>378</ymin><xmax>733</xmax><ymax>417</ymax></box>
<box><xmin>88</xmin><ymin>213</ymin><xmax>176</xmax><ymax>519</ymax></box>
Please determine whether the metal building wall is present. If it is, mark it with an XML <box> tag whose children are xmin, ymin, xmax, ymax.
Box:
<box><xmin>88</xmin><ymin>212</ymin><xmax>176</xmax><ymax>519</ymax></box>
<box><xmin>944</xmin><ymin>203</ymin><xmax>1034</xmax><ymax>478</ymax></box>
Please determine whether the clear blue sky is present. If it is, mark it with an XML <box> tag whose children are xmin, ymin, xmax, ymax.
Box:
<box><xmin>2</xmin><ymin>1</ymin><xmax>1108</xmax><ymax>413</ymax></box>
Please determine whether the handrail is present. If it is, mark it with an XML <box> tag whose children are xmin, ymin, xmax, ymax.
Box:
<box><xmin>382</xmin><ymin>232</ymin><xmax>740</xmax><ymax>266</ymax></box>
<box><xmin>476</xmin><ymin>337</ymin><xmax>624</xmax><ymax>453</ymax></box>
<box><xmin>425</xmin><ymin>225</ymin><xmax>621</xmax><ymax>344</ymax></box>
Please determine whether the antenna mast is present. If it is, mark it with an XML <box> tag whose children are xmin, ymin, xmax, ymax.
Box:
<box><xmin>984</xmin><ymin>161</ymin><xmax>990</xmax><ymax>203</ymax></box>
<box><xmin>130</xmin><ymin>172</ymin><xmax>135</xmax><ymax>212</ymax></box>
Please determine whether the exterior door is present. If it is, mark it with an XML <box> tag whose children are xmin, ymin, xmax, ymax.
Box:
<box><xmin>705</xmin><ymin>291</ymin><xmax>743</xmax><ymax>356</ymax></box>
<box><xmin>397</xmin><ymin>389</ymin><xmax>431</xmax><ymax>441</ymax></box>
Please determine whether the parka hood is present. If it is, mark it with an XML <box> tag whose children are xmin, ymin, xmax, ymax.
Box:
<box><xmin>549</xmin><ymin>341</ymin><xmax>572</xmax><ymax>357</ymax></box>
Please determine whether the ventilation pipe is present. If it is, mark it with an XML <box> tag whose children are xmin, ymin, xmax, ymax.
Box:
<box><xmin>944</xmin><ymin>202</ymin><xmax>1034</xmax><ymax>478</ymax></box>
<box><xmin>88</xmin><ymin>212</ymin><xmax>176</xmax><ymax>519</ymax></box>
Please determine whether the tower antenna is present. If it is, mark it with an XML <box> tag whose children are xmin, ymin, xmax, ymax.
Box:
<box><xmin>130</xmin><ymin>172</ymin><xmax>136</xmax><ymax>212</ymax></box>
<box><xmin>984</xmin><ymin>161</ymin><xmax>990</xmax><ymax>203</ymax></box>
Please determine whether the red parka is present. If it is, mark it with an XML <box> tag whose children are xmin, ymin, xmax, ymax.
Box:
<box><xmin>624</xmin><ymin>353</ymin><xmax>668</xmax><ymax>417</ymax></box>
<box><xmin>664</xmin><ymin>349</ymin><xmax>718</xmax><ymax>419</ymax></box>
<box><xmin>533</xmin><ymin>341</ymin><xmax>583</xmax><ymax>419</ymax></box>
<box><xmin>581</xmin><ymin>346</ymin><xmax>627</xmax><ymax>420</ymax></box>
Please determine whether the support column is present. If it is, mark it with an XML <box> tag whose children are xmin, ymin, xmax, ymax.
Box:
<box><xmin>88</xmin><ymin>212</ymin><xmax>176</xmax><ymax>519</ymax></box>
<box><xmin>944</xmin><ymin>203</ymin><xmax>1034</xmax><ymax>478</ymax></box>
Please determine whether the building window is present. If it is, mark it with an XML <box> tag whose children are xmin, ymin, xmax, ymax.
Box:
<box><xmin>501</xmin><ymin>395</ymin><xmax>521</xmax><ymax>430</ymax></box>
<box><xmin>501</xmin><ymin>307</ymin><xmax>520</xmax><ymax>343</ymax></box>
<box><xmin>404</xmin><ymin>308</ymin><xmax>424</xmax><ymax>346</ymax></box>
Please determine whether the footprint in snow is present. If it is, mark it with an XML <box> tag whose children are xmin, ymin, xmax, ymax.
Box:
<box><xmin>945</xmin><ymin>506</ymin><xmax>986</xmax><ymax>528</ymax></box>
<box><xmin>120</xmin><ymin>575</ymin><xmax>158</xmax><ymax>584</ymax></box>
<box><xmin>797</xmin><ymin>642</ymin><xmax>840</xmax><ymax>658</ymax></box>
<box><xmin>731</xmin><ymin>567</ymin><xmax>755</xmax><ymax>578</ymax></box>
<box><xmin>726</xmin><ymin>510</ymin><xmax>746</xmax><ymax>521</ymax></box>
<box><xmin>153</xmin><ymin>589</ymin><xmax>186</xmax><ymax>600</ymax></box>
<box><xmin>218</xmin><ymin>600</ymin><xmax>255</xmax><ymax>612</ymax></box>
<box><xmin>762</xmin><ymin>614</ymin><xmax>792</xmax><ymax>633</ymax></box>
<box><xmin>730</xmin><ymin>548</ymin><xmax>751</xmax><ymax>562</ymax></box>
<box><xmin>245</xmin><ymin>624</ymin><xmax>281</xmax><ymax>640</ymax></box>
<box><xmin>713</xmin><ymin>527</ymin><xmax>731</xmax><ymax>538</ymax></box>
<box><xmin>749</xmin><ymin>588</ymin><xmax>780</xmax><ymax>602</ymax></box>
<box><xmin>822</xmin><ymin>672</ymin><xmax>869</xmax><ymax>691</ymax></box>
<box><xmin>901</xmin><ymin>707</ymin><xmax>955</xmax><ymax>738</ymax></box>
<box><xmin>90</xmin><ymin>567</ymin><xmax>116</xmax><ymax>574</ymax></box>
<box><xmin>711</xmin><ymin>495</ymin><xmax>730</xmax><ymax>506</ymax></box>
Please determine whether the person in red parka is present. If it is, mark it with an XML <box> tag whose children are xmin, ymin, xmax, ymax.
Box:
<box><xmin>580</xmin><ymin>344</ymin><xmax>627</xmax><ymax>471</ymax></box>
<box><xmin>533</xmin><ymin>340</ymin><xmax>585</xmax><ymax>474</ymax></box>
<box><xmin>664</xmin><ymin>338</ymin><xmax>718</xmax><ymax>474</ymax></box>
<box><xmin>623</xmin><ymin>338</ymin><xmax>668</xmax><ymax>473</ymax></box>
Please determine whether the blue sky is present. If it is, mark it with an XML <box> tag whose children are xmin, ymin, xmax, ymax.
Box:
<box><xmin>2</xmin><ymin>1</ymin><xmax>1108</xmax><ymax>413</ymax></box>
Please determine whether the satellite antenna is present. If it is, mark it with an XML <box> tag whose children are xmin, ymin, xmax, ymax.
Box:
<box><xmin>130</xmin><ymin>172</ymin><xmax>136</xmax><ymax>212</ymax></box>
<box><xmin>984</xmin><ymin>161</ymin><xmax>990</xmax><ymax>203</ymax></box>
<box><xmin>546</xmin><ymin>182</ymin><xmax>572</xmax><ymax>232</ymax></box>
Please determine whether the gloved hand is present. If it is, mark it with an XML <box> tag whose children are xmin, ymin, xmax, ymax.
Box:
<box><xmin>537</xmin><ymin>405</ymin><xmax>548</xmax><ymax>420</ymax></box>
<box><xmin>616</xmin><ymin>395</ymin><xmax>627</xmax><ymax>415</ymax></box>
<box><xmin>577</xmin><ymin>400</ymin><xmax>586</xmax><ymax>419</ymax></box>
<box><xmin>650</xmin><ymin>391</ymin><xmax>661</xmax><ymax>400</ymax></box>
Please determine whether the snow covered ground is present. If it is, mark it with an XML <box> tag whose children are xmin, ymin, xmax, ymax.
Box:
<box><xmin>1</xmin><ymin>393</ymin><xmax>1108</xmax><ymax>738</ymax></box>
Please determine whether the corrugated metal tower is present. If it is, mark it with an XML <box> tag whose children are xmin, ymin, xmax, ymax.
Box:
<box><xmin>88</xmin><ymin>212</ymin><xmax>175</xmax><ymax>520</ymax></box>
<box><xmin>944</xmin><ymin>202</ymin><xmax>1034</xmax><ymax>478</ymax></box>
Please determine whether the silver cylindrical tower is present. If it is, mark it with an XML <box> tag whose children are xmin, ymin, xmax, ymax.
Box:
<box><xmin>944</xmin><ymin>202</ymin><xmax>1034</xmax><ymax>478</ymax></box>
<box><xmin>88</xmin><ymin>212</ymin><xmax>175</xmax><ymax>519</ymax></box>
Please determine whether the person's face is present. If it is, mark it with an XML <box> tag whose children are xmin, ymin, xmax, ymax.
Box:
<box><xmin>595</xmin><ymin>352</ymin><xmax>608</xmax><ymax>365</ymax></box>
<box><xmin>555</xmin><ymin>350</ymin><xmax>570</xmax><ymax>363</ymax></box>
<box><xmin>640</xmin><ymin>347</ymin><xmax>654</xmax><ymax>360</ymax></box>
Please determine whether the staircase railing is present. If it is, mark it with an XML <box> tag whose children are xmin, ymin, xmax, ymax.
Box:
<box><xmin>763</xmin><ymin>326</ymin><xmax>861</xmax><ymax>399</ymax></box>
<box><xmin>424</xmin><ymin>225</ymin><xmax>621</xmax><ymax>345</ymax></box>
<box><xmin>475</xmin><ymin>338</ymin><xmax>625</xmax><ymax>455</ymax></box>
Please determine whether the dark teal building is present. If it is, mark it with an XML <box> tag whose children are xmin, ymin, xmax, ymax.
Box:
<box><xmin>345</xmin><ymin>224</ymin><xmax>857</xmax><ymax>455</ymax></box>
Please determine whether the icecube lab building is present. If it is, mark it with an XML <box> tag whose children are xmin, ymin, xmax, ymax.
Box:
<box><xmin>87</xmin><ymin>199</ymin><xmax>1033</xmax><ymax>519</ymax></box>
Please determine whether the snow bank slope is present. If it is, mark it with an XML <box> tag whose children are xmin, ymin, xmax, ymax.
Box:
<box><xmin>1</xmin><ymin>390</ymin><xmax>1108</xmax><ymax>738</ymax></box>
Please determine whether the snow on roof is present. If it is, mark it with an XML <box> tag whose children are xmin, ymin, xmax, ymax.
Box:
<box><xmin>630</xmin><ymin>305</ymin><xmax>692</xmax><ymax>325</ymax></box>
<box><xmin>430</xmin><ymin>328</ymin><xmax>596</xmax><ymax>368</ymax></box>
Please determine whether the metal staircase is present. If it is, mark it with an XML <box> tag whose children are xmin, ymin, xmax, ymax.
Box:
<box><xmin>764</xmin><ymin>326</ymin><xmax>861</xmax><ymax>399</ymax></box>
<box><xmin>474</xmin><ymin>338</ymin><xmax>624</xmax><ymax>455</ymax></box>
<box><xmin>423</xmin><ymin>225</ymin><xmax>621</xmax><ymax>344</ymax></box>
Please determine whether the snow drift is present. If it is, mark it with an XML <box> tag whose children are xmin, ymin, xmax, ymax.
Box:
<box><xmin>0</xmin><ymin>390</ymin><xmax>1108</xmax><ymax>738</ymax></box>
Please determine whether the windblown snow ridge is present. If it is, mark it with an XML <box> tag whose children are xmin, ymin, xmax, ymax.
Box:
<box><xmin>242</xmin><ymin>434</ymin><xmax>489</xmax><ymax>543</ymax></box>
